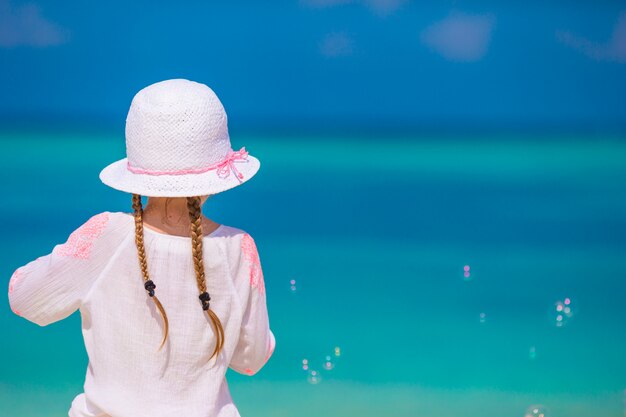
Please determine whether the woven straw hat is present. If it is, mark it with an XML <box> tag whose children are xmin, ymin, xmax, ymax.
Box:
<box><xmin>99</xmin><ymin>79</ymin><xmax>260</xmax><ymax>197</ymax></box>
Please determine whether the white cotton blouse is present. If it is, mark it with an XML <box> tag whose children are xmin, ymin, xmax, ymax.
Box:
<box><xmin>7</xmin><ymin>211</ymin><xmax>276</xmax><ymax>417</ymax></box>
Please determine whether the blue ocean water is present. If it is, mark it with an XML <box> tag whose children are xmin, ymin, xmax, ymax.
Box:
<box><xmin>1</xmin><ymin>130</ymin><xmax>625</xmax><ymax>417</ymax></box>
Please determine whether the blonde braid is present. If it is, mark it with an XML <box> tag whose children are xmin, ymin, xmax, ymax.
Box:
<box><xmin>187</xmin><ymin>196</ymin><xmax>225</xmax><ymax>362</ymax></box>
<box><xmin>132</xmin><ymin>193</ymin><xmax>169</xmax><ymax>352</ymax></box>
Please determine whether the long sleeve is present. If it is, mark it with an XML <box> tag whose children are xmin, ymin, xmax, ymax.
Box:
<box><xmin>7</xmin><ymin>211</ymin><xmax>126</xmax><ymax>327</ymax></box>
<box><xmin>228</xmin><ymin>231</ymin><xmax>276</xmax><ymax>376</ymax></box>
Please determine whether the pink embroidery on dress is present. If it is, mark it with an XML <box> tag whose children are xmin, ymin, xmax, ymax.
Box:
<box><xmin>240</xmin><ymin>233</ymin><xmax>265</xmax><ymax>296</ymax></box>
<box><xmin>8</xmin><ymin>268</ymin><xmax>21</xmax><ymax>295</ymax></box>
<box><xmin>54</xmin><ymin>212</ymin><xmax>110</xmax><ymax>259</ymax></box>
<box><xmin>244</xmin><ymin>368</ymin><xmax>254</xmax><ymax>375</ymax></box>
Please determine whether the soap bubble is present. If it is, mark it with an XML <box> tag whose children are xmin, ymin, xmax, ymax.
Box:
<box><xmin>525</xmin><ymin>404</ymin><xmax>548</xmax><ymax>417</ymax></box>
<box><xmin>289</xmin><ymin>279</ymin><xmax>297</xmax><ymax>293</ymax></box>
<box><xmin>301</xmin><ymin>358</ymin><xmax>308</xmax><ymax>371</ymax></box>
<box><xmin>307</xmin><ymin>369</ymin><xmax>322</xmax><ymax>384</ymax></box>
<box><xmin>334</xmin><ymin>346</ymin><xmax>341</xmax><ymax>357</ymax></box>
<box><xmin>479</xmin><ymin>312</ymin><xmax>486</xmax><ymax>324</ymax></box>
<box><xmin>462</xmin><ymin>264</ymin><xmax>472</xmax><ymax>281</ymax></box>
<box><xmin>322</xmin><ymin>355</ymin><xmax>335</xmax><ymax>370</ymax></box>
<box><xmin>552</xmin><ymin>297</ymin><xmax>575</xmax><ymax>327</ymax></box>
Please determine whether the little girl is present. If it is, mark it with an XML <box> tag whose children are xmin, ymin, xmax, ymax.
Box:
<box><xmin>7</xmin><ymin>79</ymin><xmax>276</xmax><ymax>417</ymax></box>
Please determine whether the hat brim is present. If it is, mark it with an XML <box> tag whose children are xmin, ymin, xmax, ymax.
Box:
<box><xmin>99</xmin><ymin>155</ymin><xmax>260</xmax><ymax>197</ymax></box>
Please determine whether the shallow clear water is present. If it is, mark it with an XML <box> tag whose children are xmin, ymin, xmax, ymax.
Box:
<box><xmin>1</xmin><ymin>130</ymin><xmax>625</xmax><ymax>417</ymax></box>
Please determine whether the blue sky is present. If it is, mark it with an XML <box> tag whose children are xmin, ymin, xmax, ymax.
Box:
<box><xmin>0</xmin><ymin>0</ymin><xmax>624</xmax><ymax>133</ymax></box>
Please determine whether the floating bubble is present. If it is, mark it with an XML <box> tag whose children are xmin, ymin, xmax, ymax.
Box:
<box><xmin>525</xmin><ymin>404</ymin><xmax>548</xmax><ymax>417</ymax></box>
<box><xmin>462</xmin><ymin>264</ymin><xmax>472</xmax><ymax>281</ymax></box>
<box><xmin>555</xmin><ymin>314</ymin><xmax>564</xmax><ymax>327</ymax></box>
<box><xmin>479</xmin><ymin>312</ymin><xmax>486</xmax><ymax>324</ymax></box>
<box><xmin>307</xmin><ymin>369</ymin><xmax>322</xmax><ymax>384</ymax></box>
<box><xmin>302</xmin><ymin>358</ymin><xmax>308</xmax><ymax>371</ymax></box>
<box><xmin>334</xmin><ymin>346</ymin><xmax>341</xmax><ymax>357</ymax></box>
<box><xmin>552</xmin><ymin>298</ymin><xmax>575</xmax><ymax>327</ymax></box>
<box><xmin>529</xmin><ymin>346</ymin><xmax>536</xmax><ymax>360</ymax></box>
<box><xmin>289</xmin><ymin>279</ymin><xmax>297</xmax><ymax>293</ymax></box>
<box><xmin>322</xmin><ymin>355</ymin><xmax>335</xmax><ymax>370</ymax></box>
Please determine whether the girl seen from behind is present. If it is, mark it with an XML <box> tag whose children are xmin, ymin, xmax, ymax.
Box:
<box><xmin>8</xmin><ymin>79</ymin><xmax>276</xmax><ymax>417</ymax></box>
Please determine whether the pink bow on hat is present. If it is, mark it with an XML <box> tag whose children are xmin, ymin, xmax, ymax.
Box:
<box><xmin>214</xmin><ymin>147</ymin><xmax>249</xmax><ymax>182</ymax></box>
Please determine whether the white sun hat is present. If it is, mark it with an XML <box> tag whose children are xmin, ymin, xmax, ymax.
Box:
<box><xmin>99</xmin><ymin>78</ymin><xmax>260</xmax><ymax>197</ymax></box>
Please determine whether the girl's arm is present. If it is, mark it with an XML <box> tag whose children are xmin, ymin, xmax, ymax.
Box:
<box><xmin>228</xmin><ymin>231</ymin><xmax>276</xmax><ymax>376</ymax></box>
<box><xmin>7</xmin><ymin>211</ymin><xmax>125</xmax><ymax>326</ymax></box>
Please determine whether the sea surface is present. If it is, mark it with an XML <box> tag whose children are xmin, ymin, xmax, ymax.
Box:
<box><xmin>1</xmin><ymin>130</ymin><xmax>625</xmax><ymax>417</ymax></box>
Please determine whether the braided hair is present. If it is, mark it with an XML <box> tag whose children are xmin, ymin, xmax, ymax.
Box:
<box><xmin>131</xmin><ymin>194</ymin><xmax>225</xmax><ymax>361</ymax></box>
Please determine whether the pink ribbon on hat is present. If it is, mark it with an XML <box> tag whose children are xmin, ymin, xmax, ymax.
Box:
<box><xmin>214</xmin><ymin>147</ymin><xmax>248</xmax><ymax>182</ymax></box>
<box><xmin>127</xmin><ymin>146</ymin><xmax>249</xmax><ymax>183</ymax></box>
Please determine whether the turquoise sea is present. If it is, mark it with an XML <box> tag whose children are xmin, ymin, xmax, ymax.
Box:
<box><xmin>1</xmin><ymin>130</ymin><xmax>625</xmax><ymax>416</ymax></box>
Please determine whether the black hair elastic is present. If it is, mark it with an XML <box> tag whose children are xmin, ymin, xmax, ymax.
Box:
<box><xmin>144</xmin><ymin>280</ymin><xmax>156</xmax><ymax>297</ymax></box>
<box><xmin>199</xmin><ymin>291</ymin><xmax>211</xmax><ymax>310</ymax></box>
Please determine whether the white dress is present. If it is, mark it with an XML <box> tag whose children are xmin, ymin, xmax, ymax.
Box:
<box><xmin>7</xmin><ymin>211</ymin><xmax>276</xmax><ymax>417</ymax></box>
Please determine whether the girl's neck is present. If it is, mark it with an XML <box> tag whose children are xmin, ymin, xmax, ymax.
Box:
<box><xmin>141</xmin><ymin>197</ymin><xmax>219</xmax><ymax>237</ymax></box>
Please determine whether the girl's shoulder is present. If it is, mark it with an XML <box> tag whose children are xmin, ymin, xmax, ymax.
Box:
<box><xmin>209</xmin><ymin>224</ymin><xmax>261</xmax><ymax>261</ymax></box>
<box><xmin>215</xmin><ymin>224</ymin><xmax>247</xmax><ymax>238</ymax></box>
<box><xmin>105</xmin><ymin>211</ymin><xmax>251</xmax><ymax>242</ymax></box>
<box><xmin>65</xmin><ymin>211</ymin><xmax>128</xmax><ymax>238</ymax></box>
